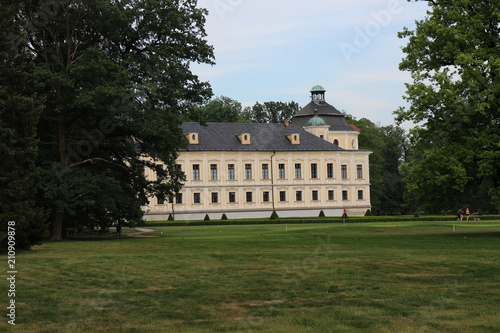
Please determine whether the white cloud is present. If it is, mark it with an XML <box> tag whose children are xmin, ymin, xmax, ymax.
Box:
<box><xmin>195</xmin><ymin>0</ymin><xmax>430</xmax><ymax>125</ymax></box>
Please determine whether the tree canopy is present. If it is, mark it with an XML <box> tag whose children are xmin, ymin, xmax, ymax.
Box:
<box><xmin>0</xmin><ymin>1</ymin><xmax>48</xmax><ymax>248</ymax></box>
<box><xmin>396</xmin><ymin>0</ymin><xmax>499</xmax><ymax>213</ymax></box>
<box><xmin>190</xmin><ymin>96</ymin><xmax>251</xmax><ymax>123</ymax></box>
<box><xmin>1</xmin><ymin>0</ymin><xmax>214</xmax><ymax>243</ymax></box>
<box><xmin>250</xmin><ymin>101</ymin><xmax>299</xmax><ymax>123</ymax></box>
<box><xmin>188</xmin><ymin>98</ymin><xmax>299</xmax><ymax>124</ymax></box>
<box><xmin>347</xmin><ymin>116</ymin><xmax>407</xmax><ymax>215</ymax></box>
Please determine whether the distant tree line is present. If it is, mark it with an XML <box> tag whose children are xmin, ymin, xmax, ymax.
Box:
<box><xmin>185</xmin><ymin>96</ymin><xmax>299</xmax><ymax>124</ymax></box>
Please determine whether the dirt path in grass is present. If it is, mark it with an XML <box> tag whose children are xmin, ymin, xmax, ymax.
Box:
<box><xmin>126</xmin><ymin>227</ymin><xmax>158</xmax><ymax>238</ymax></box>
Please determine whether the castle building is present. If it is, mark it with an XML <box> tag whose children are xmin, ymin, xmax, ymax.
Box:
<box><xmin>144</xmin><ymin>86</ymin><xmax>371</xmax><ymax>220</ymax></box>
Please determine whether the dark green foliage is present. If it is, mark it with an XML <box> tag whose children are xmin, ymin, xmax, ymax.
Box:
<box><xmin>2</xmin><ymin>0</ymin><xmax>214</xmax><ymax>241</ymax></box>
<box><xmin>221</xmin><ymin>213</ymin><xmax>228</xmax><ymax>220</ymax></box>
<box><xmin>189</xmin><ymin>98</ymin><xmax>300</xmax><ymax>124</ymax></box>
<box><xmin>251</xmin><ymin>101</ymin><xmax>299</xmax><ymax>123</ymax></box>
<box><xmin>365</xmin><ymin>209</ymin><xmax>373</xmax><ymax>217</ymax></box>
<box><xmin>204</xmin><ymin>214</ymin><xmax>210</xmax><ymax>221</ymax></box>
<box><xmin>347</xmin><ymin>117</ymin><xmax>407</xmax><ymax>215</ymax></box>
<box><xmin>0</xmin><ymin>1</ymin><xmax>49</xmax><ymax>248</ymax></box>
<box><xmin>413</xmin><ymin>212</ymin><xmax>420</xmax><ymax>218</ymax></box>
<box><xmin>396</xmin><ymin>0</ymin><xmax>500</xmax><ymax>213</ymax></box>
<box><xmin>270</xmin><ymin>211</ymin><xmax>279</xmax><ymax>220</ymax></box>
<box><xmin>189</xmin><ymin>96</ymin><xmax>250</xmax><ymax>123</ymax></box>
<box><xmin>318</xmin><ymin>210</ymin><xmax>326</xmax><ymax>218</ymax></box>
<box><xmin>342</xmin><ymin>212</ymin><xmax>348</xmax><ymax>220</ymax></box>
<box><xmin>168</xmin><ymin>214</ymin><xmax>174</xmax><ymax>221</ymax></box>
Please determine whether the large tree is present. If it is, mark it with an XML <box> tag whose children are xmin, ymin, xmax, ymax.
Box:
<box><xmin>396</xmin><ymin>0</ymin><xmax>499</xmax><ymax>213</ymax></box>
<box><xmin>0</xmin><ymin>2</ymin><xmax>48</xmax><ymax>248</ymax></box>
<box><xmin>8</xmin><ymin>0</ymin><xmax>214</xmax><ymax>241</ymax></box>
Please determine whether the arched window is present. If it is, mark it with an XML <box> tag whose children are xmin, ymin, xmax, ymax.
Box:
<box><xmin>333</xmin><ymin>139</ymin><xmax>339</xmax><ymax>146</ymax></box>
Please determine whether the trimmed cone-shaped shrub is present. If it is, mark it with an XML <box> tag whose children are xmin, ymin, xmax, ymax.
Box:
<box><xmin>364</xmin><ymin>209</ymin><xmax>373</xmax><ymax>216</ymax></box>
<box><xmin>270</xmin><ymin>211</ymin><xmax>279</xmax><ymax>220</ymax></box>
<box><xmin>319</xmin><ymin>210</ymin><xmax>326</xmax><ymax>218</ymax></box>
<box><xmin>221</xmin><ymin>213</ymin><xmax>228</xmax><ymax>220</ymax></box>
<box><xmin>204</xmin><ymin>214</ymin><xmax>210</xmax><ymax>221</ymax></box>
<box><xmin>168</xmin><ymin>214</ymin><xmax>174</xmax><ymax>221</ymax></box>
<box><xmin>342</xmin><ymin>212</ymin><xmax>348</xmax><ymax>219</ymax></box>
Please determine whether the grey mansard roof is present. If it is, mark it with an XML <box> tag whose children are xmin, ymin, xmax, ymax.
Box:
<box><xmin>181</xmin><ymin>122</ymin><xmax>344</xmax><ymax>151</ymax></box>
<box><xmin>291</xmin><ymin>101</ymin><xmax>358</xmax><ymax>132</ymax></box>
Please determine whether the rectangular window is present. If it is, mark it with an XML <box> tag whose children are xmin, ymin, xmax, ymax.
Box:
<box><xmin>263</xmin><ymin>191</ymin><xmax>270</xmax><ymax>202</ymax></box>
<box><xmin>279</xmin><ymin>191</ymin><xmax>286</xmax><ymax>202</ymax></box>
<box><xmin>193</xmin><ymin>193</ymin><xmax>201</xmax><ymax>204</ymax></box>
<box><xmin>193</xmin><ymin>164</ymin><xmax>200</xmax><ymax>181</ymax></box>
<box><xmin>228</xmin><ymin>164</ymin><xmax>235</xmax><ymax>180</ymax></box>
<box><xmin>357</xmin><ymin>165</ymin><xmax>363</xmax><ymax>179</ymax></box>
<box><xmin>155</xmin><ymin>164</ymin><xmax>163</xmax><ymax>181</ymax></box>
<box><xmin>342</xmin><ymin>190</ymin><xmax>348</xmax><ymax>201</ymax></box>
<box><xmin>341</xmin><ymin>165</ymin><xmax>348</xmax><ymax>180</ymax></box>
<box><xmin>296</xmin><ymin>190</ymin><xmax>302</xmax><ymax>202</ymax></box>
<box><xmin>157</xmin><ymin>196</ymin><xmax>165</xmax><ymax>205</ymax></box>
<box><xmin>312</xmin><ymin>190</ymin><xmax>319</xmax><ymax>201</ymax></box>
<box><xmin>229</xmin><ymin>192</ymin><xmax>236</xmax><ymax>203</ymax></box>
<box><xmin>295</xmin><ymin>163</ymin><xmax>302</xmax><ymax>179</ymax></box>
<box><xmin>210</xmin><ymin>164</ymin><xmax>218</xmax><ymax>180</ymax></box>
<box><xmin>211</xmin><ymin>192</ymin><xmax>219</xmax><ymax>204</ymax></box>
<box><xmin>245</xmin><ymin>164</ymin><xmax>252</xmax><ymax>180</ymax></box>
<box><xmin>311</xmin><ymin>163</ymin><xmax>318</xmax><ymax>179</ymax></box>
<box><xmin>358</xmin><ymin>190</ymin><xmax>364</xmax><ymax>200</ymax></box>
<box><xmin>246</xmin><ymin>192</ymin><xmax>253</xmax><ymax>203</ymax></box>
<box><xmin>278</xmin><ymin>164</ymin><xmax>286</xmax><ymax>179</ymax></box>
<box><xmin>175</xmin><ymin>193</ymin><xmax>183</xmax><ymax>204</ymax></box>
<box><xmin>327</xmin><ymin>163</ymin><xmax>334</xmax><ymax>179</ymax></box>
<box><xmin>328</xmin><ymin>190</ymin><xmax>334</xmax><ymax>201</ymax></box>
<box><xmin>262</xmin><ymin>164</ymin><xmax>269</xmax><ymax>180</ymax></box>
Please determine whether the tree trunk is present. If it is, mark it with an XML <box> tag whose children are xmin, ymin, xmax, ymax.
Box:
<box><xmin>51</xmin><ymin>209</ymin><xmax>64</xmax><ymax>241</ymax></box>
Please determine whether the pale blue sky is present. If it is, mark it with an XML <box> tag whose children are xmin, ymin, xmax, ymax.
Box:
<box><xmin>194</xmin><ymin>0</ymin><xmax>430</xmax><ymax>126</ymax></box>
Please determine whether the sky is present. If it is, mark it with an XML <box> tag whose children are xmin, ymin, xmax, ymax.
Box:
<box><xmin>193</xmin><ymin>0</ymin><xmax>431</xmax><ymax>126</ymax></box>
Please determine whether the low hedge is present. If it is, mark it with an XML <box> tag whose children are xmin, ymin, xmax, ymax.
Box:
<box><xmin>142</xmin><ymin>214</ymin><xmax>500</xmax><ymax>227</ymax></box>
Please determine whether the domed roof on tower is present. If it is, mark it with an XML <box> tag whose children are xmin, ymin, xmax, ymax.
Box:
<box><xmin>310</xmin><ymin>85</ymin><xmax>326</xmax><ymax>106</ymax></box>
<box><xmin>310</xmin><ymin>85</ymin><xmax>326</xmax><ymax>92</ymax></box>
<box><xmin>306</xmin><ymin>110</ymin><xmax>327</xmax><ymax>127</ymax></box>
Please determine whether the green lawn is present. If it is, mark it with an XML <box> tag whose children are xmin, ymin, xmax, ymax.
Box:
<box><xmin>3</xmin><ymin>221</ymin><xmax>500</xmax><ymax>332</ymax></box>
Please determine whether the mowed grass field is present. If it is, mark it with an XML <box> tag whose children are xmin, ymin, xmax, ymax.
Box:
<box><xmin>3</xmin><ymin>221</ymin><xmax>500</xmax><ymax>333</ymax></box>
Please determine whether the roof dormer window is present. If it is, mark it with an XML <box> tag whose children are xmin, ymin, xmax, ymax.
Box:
<box><xmin>286</xmin><ymin>133</ymin><xmax>300</xmax><ymax>145</ymax></box>
<box><xmin>237</xmin><ymin>133</ymin><xmax>251</xmax><ymax>145</ymax></box>
<box><xmin>186</xmin><ymin>133</ymin><xmax>199</xmax><ymax>144</ymax></box>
